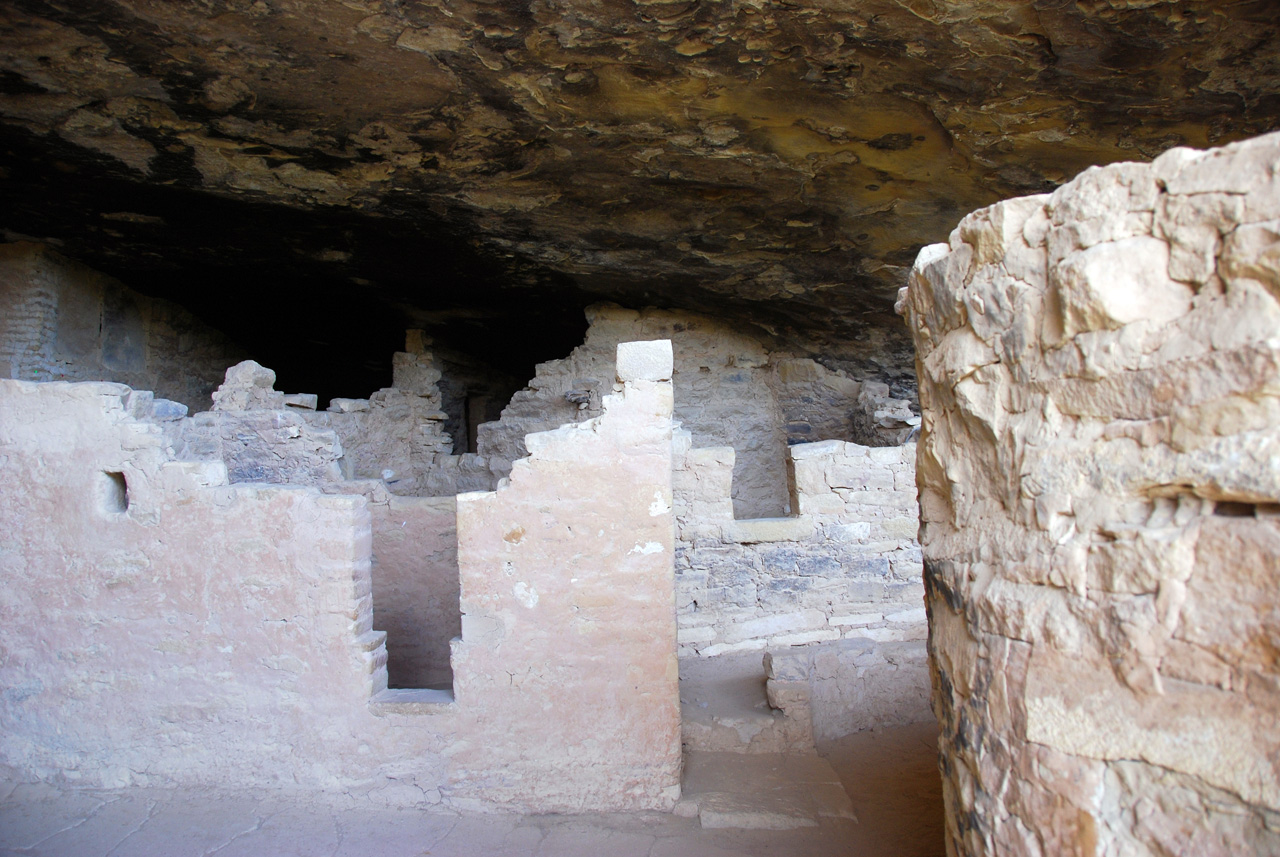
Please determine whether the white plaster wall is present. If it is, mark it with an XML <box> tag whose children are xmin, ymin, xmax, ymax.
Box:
<box><xmin>0</xmin><ymin>380</ymin><xmax>444</xmax><ymax>799</ymax></box>
<box><xmin>326</xmin><ymin>482</ymin><xmax>460</xmax><ymax>690</ymax></box>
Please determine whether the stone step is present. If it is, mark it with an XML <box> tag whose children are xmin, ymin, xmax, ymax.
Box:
<box><xmin>679</xmin><ymin>651</ymin><xmax>813</xmax><ymax>754</ymax></box>
<box><xmin>675</xmin><ymin>750</ymin><xmax>857</xmax><ymax>830</ymax></box>
<box><xmin>369</xmin><ymin>687</ymin><xmax>455</xmax><ymax>715</ymax></box>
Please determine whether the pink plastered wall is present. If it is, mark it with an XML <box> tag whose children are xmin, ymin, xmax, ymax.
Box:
<box><xmin>0</xmin><ymin>380</ymin><xmax>448</xmax><ymax>797</ymax></box>
<box><xmin>447</xmin><ymin>350</ymin><xmax>682</xmax><ymax>812</ymax></box>
<box><xmin>0</xmin><ymin>342</ymin><xmax>682</xmax><ymax>812</ymax></box>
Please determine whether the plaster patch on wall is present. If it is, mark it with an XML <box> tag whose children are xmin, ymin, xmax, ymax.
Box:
<box><xmin>512</xmin><ymin>581</ymin><xmax>538</xmax><ymax>608</ymax></box>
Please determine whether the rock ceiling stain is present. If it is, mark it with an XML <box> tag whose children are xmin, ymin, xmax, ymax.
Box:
<box><xmin>1</xmin><ymin>0</ymin><xmax>1277</xmax><ymax>382</ymax></box>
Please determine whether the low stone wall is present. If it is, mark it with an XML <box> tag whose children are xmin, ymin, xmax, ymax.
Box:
<box><xmin>902</xmin><ymin>130</ymin><xmax>1280</xmax><ymax>855</ymax></box>
<box><xmin>675</xmin><ymin>436</ymin><xmax>925</xmax><ymax>657</ymax></box>
<box><xmin>765</xmin><ymin>638</ymin><xmax>933</xmax><ymax>742</ymax></box>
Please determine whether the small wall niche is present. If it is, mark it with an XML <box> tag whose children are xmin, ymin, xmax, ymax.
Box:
<box><xmin>99</xmin><ymin>471</ymin><xmax>129</xmax><ymax>514</ymax></box>
<box><xmin>1213</xmin><ymin>500</ymin><xmax>1280</xmax><ymax>518</ymax></box>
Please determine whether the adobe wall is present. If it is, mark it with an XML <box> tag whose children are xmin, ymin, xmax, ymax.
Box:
<box><xmin>0</xmin><ymin>380</ymin><xmax>439</xmax><ymax>798</ymax></box>
<box><xmin>901</xmin><ymin>131</ymin><xmax>1280</xmax><ymax>855</ymax></box>
<box><xmin>0</xmin><ymin>341</ymin><xmax>681</xmax><ymax>812</ymax></box>
<box><xmin>674</xmin><ymin>437</ymin><xmax>925</xmax><ymax>657</ymax></box>
<box><xmin>448</xmin><ymin>340</ymin><xmax>682</xmax><ymax>811</ymax></box>
<box><xmin>0</xmin><ymin>242</ymin><xmax>244</xmax><ymax>410</ymax></box>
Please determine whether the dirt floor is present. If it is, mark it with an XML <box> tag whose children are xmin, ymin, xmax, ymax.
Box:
<box><xmin>818</xmin><ymin>720</ymin><xmax>947</xmax><ymax>857</ymax></box>
<box><xmin>0</xmin><ymin>727</ymin><xmax>947</xmax><ymax>857</ymax></box>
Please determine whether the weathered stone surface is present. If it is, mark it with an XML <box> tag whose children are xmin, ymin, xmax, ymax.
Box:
<box><xmin>616</xmin><ymin>338</ymin><xmax>674</xmax><ymax>383</ymax></box>
<box><xmin>211</xmin><ymin>360</ymin><xmax>285</xmax><ymax>411</ymax></box>
<box><xmin>902</xmin><ymin>130</ymin><xmax>1280</xmax><ymax>856</ymax></box>
<box><xmin>478</xmin><ymin>303</ymin><xmax>904</xmax><ymax>519</ymax></box>
<box><xmin>766</xmin><ymin>639</ymin><xmax>934</xmax><ymax>742</ymax></box>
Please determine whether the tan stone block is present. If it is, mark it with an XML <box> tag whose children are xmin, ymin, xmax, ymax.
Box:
<box><xmin>797</xmin><ymin>492</ymin><xmax>844</xmax><ymax>517</ymax></box>
<box><xmin>1221</xmin><ymin>220</ymin><xmax>1280</xmax><ymax>295</ymax></box>
<box><xmin>726</xmin><ymin>517</ymin><xmax>815</xmax><ymax>544</ymax></box>
<box><xmin>788</xmin><ymin>439</ymin><xmax>854</xmax><ymax>460</ymax></box>
<box><xmin>616</xmin><ymin>339</ymin><xmax>673</xmax><ymax>382</ymax></box>
<box><xmin>769</xmin><ymin>629</ymin><xmax>839</xmax><ymax>647</ymax></box>
<box><xmin>1051</xmin><ymin>236</ymin><xmax>1194</xmax><ymax>341</ymax></box>
<box><xmin>791</xmin><ymin>459</ymin><xmax>828</xmax><ymax>497</ymax></box>
<box><xmin>1026</xmin><ymin>646</ymin><xmax>1280</xmax><ymax>808</ymax></box>
<box><xmin>828</xmin><ymin>612</ymin><xmax>882</xmax><ymax>627</ymax></box>
<box><xmin>878</xmin><ymin>517</ymin><xmax>919</xmax><ymax>540</ymax></box>
<box><xmin>677</xmin><ymin>625</ymin><xmax>716</xmax><ymax>644</ymax></box>
<box><xmin>700</xmin><ymin>639</ymin><xmax>768</xmax><ymax>657</ymax></box>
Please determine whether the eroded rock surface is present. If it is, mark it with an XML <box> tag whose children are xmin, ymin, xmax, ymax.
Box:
<box><xmin>901</xmin><ymin>131</ymin><xmax>1280</xmax><ymax>854</ymax></box>
<box><xmin>3</xmin><ymin>1</ymin><xmax>1278</xmax><ymax>382</ymax></box>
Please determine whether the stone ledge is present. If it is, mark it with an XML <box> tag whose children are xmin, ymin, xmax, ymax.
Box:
<box><xmin>369</xmin><ymin>688</ymin><xmax>455</xmax><ymax>715</ymax></box>
<box><xmin>725</xmin><ymin>517</ymin><xmax>816</xmax><ymax>544</ymax></box>
<box><xmin>371</xmin><ymin>690</ymin><xmax>455</xmax><ymax>716</ymax></box>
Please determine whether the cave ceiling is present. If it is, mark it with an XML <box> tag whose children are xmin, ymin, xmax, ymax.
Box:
<box><xmin>1</xmin><ymin>0</ymin><xmax>1278</xmax><ymax>387</ymax></box>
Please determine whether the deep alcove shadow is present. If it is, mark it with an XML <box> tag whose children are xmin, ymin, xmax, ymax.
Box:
<box><xmin>0</xmin><ymin>124</ymin><xmax>591</xmax><ymax>406</ymax></box>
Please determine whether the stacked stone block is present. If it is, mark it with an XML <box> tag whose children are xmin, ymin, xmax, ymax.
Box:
<box><xmin>675</xmin><ymin>435</ymin><xmax>925</xmax><ymax>657</ymax></box>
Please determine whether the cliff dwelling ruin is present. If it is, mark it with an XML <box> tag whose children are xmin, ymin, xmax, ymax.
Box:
<box><xmin>1</xmin><ymin>3</ymin><xmax>1279</xmax><ymax>856</ymax></box>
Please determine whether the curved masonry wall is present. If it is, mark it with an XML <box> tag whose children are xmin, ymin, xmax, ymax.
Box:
<box><xmin>901</xmin><ymin>131</ymin><xmax>1280</xmax><ymax>855</ymax></box>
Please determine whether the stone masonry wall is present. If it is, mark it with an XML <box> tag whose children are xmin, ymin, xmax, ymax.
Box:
<box><xmin>901</xmin><ymin>130</ymin><xmax>1280</xmax><ymax>856</ymax></box>
<box><xmin>675</xmin><ymin>436</ymin><xmax>925</xmax><ymax>657</ymax></box>
<box><xmin>307</xmin><ymin>347</ymin><xmax>458</xmax><ymax>490</ymax></box>
<box><xmin>765</xmin><ymin>638</ymin><xmax>934</xmax><ymax>742</ymax></box>
<box><xmin>475</xmin><ymin>303</ymin><xmax>917</xmax><ymax>520</ymax></box>
<box><xmin>478</xmin><ymin>303</ymin><xmax>794</xmax><ymax>518</ymax></box>
<box><xmin>0</xmin><ymin>242</ymin><xmax>244</xmax><ymax>410</ymax></box>
<box><xmin>172</xmin><ymin>360</ymin><xmax>347</xmax><ymax>485</ymax></box>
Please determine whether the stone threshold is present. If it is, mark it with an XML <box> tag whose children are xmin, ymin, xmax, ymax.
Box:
<box><xmin>369</xmin><ymin>688</ymin><xmax>455</xmax><ymax>715</ymax></box>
